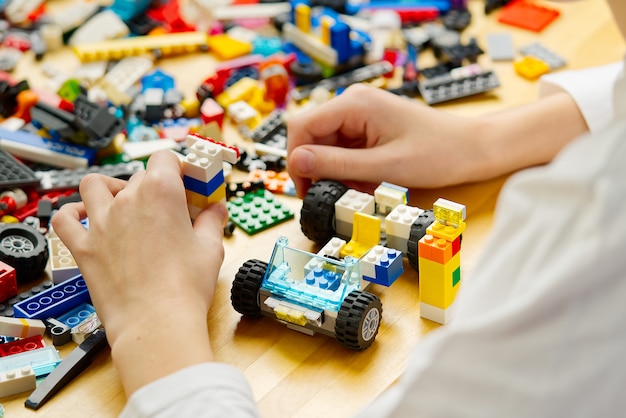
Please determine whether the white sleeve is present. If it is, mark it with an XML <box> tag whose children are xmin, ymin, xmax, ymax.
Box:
<box><xmin>539</xmin><ymin>61</ymin><xmax>623</xmax><ymax>133</ymax></box>
<box><xmin>119</xmin><ymin>363</ymin><xmax>260</xmax><ymax>418</ymax></box>
<box><xmin>355</xmin><ymin>118</ymin><xmax>626</xmax><ymax>417</ymax></box>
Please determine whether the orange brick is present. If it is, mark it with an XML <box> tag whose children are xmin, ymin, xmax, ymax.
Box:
<box><xmin>419</xmin><ymin>234</ymin><xmax>452</xmax><ymax>264</ymax></box>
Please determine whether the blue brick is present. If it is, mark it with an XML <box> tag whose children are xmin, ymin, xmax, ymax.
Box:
<box><xmin>304</xmin><ymin>267</ymin><xmax>342</xmax><ymax>291</ymax></box>
<box><xmin>13</xmin><ymin>275</ymin><xmax>91</xmax><ymax>319</ymax></box>
<box><xmin>0</xmin><ymin>128</ymin><xmax>97</xmax><ymax>166</ymax></box>
<box><xmin>183</xmin><ymin>170</ymin><xmax>224</xmax><ymax>196</ymax></box>
<box><xmin>364</xmin><ymin>248</ymin><xmax>404</xmax><ymax>287</ymax></box>
<box><xmin>345</xmin><ymin>0</ymin><xmax>451</xmax><ymax>14</ymax></box>
<box><xmin>331</xmin><ymin>21</ymin><xmax>351</xmax><ymax>63</ymax></box>
<box><xmin>55</xmin><ymin>303</ymin><xmax>96</xmax><ymax>328</ymax></box>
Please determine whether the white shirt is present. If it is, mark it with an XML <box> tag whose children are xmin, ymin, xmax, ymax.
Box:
<box><xmin>120</xmin><ymin>61</ymin><xmax>626</xmax><ymax>418</ymax></box>
<box><xmin>540</xmin><ymin>62</ymin><xmax>623</xmax><ymax>133</ymax></box>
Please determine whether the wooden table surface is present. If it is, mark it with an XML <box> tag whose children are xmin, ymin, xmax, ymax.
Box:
<box><xmin>3</xmin><ymin>1</ymin><xmax>624</xmax><ymax>417</ymax></box>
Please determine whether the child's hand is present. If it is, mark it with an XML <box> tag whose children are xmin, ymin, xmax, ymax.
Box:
<box><xmin>287</xmin><ymin>84</ymin><xmax>483</xmax><ymax>197</ymax></box>
<box><xmin>52</xmin><ymin>150</ymin><xmax>228</xmax><ymax>394</ymax></box>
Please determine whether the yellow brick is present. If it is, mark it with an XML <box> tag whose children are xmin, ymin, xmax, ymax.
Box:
<box><xmin>209</xmin><ymin>34</ymin><xmax>253</xmax><ymax>60</ymax></box>
<box><xmin>181</xmin><ymin>98</ymin><xmax>200</xmax><ymax>118</ymax></box>
<box><xmin>295</xmin><ymin>3</ymin><xmax>312</xmax><ymax>33</ymax></box>
<box><xmin>340</xmin><ymin>212</ymin><xmax>380</xmax><ymax>258</ymax></box>
<box><xmin>96</xmin><ymin>132</ymin><xmax>126</xmax><ymax>159</ymax></box>
<box><xmin>248</xmin><ymin>87</ymin><xmax>276</xmax><ymax>114</ymax></box>
<box><xmin>73</xmin><ymin>32</ymin><xmax>209</xmax><ymax>62</ymax></box>
<box><xmin>185</xmin><ymin>186</ymin><xmax>226</xmax><ymax>208</ymax></box>
<box><xmin>274</xmin><ymin>305</ymin><xmax>290</xmax><ymax>322</ymax></box>
<box><xmin>274</xmin><ymin>306</ymin><xmax>307</xmax><ymax>326</ymax></box>
<box><xmin>514</xmin><ymin>56</ymin><xmax>550</xmax><ymax>81</ymax></box>
<box><xmin>216</xmin><ymin>77</ymin><xmax>258</xmax><ymax>108</ymax></box>
<box><xmin>287</xmin><ymin>309</ymin><xmax>307</xmax><ymax>326</ymax></box>
<box><xmin>433</xmin><ymin>198</ymin><xmax>466</xmax><ymax>226</ymax></box>
<box><xmin>418</xmin><ymin>252</ymin><xmax>461</xmax><ymax>309</ymax></box>
<box><xmin>427</xmin><ymin>220</ymin><xmax>466</xmax><ymax>241</ymax></box>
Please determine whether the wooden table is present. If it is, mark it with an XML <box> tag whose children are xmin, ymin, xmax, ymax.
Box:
<box><xmin>3</xmin><ymin>1</ymin><xmax>624</xmax><ymax>416</ymax></box>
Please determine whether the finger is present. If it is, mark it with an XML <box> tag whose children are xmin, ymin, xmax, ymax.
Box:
<box><xmin>289</xmin><ymin>144</ymin><xmax>392</xmax><ymax>186</ymax></box>
<box><xmin>146</xmin><ymin>149</ymin><xmax>183</xmax><ymax>177</ymax></box>
<box><xmin>123</xmin><ymin>169</ymin><xmax>145</xmax><ymax>192</ymax></box>
<box><xmin>79</xmin><ymin>173</ymin><xmax>126</xmax><ymax>217</ymax></box>
<box><xmin>80</xmin><ymin>173</ymin><xmax>127</xmax><ymax>196</ymax></box>
<box><xmin>51</xmin><ymin>202</ymin><xmax>89</xmax><ymax>251</ymax></box>
<box><xmin>137</xmin><ymin>150</ymin><xmax>186</xmax><ymax>195</ymax></box>
<box><xmin>291</xmin><ymin>175</ymin><xmax>312</xmax><ymax>200</ymax></box>
<box><xmin>287</xmin><ymin>97</ymin><xmax>360</xmax><ymax>198</ymax></box>
<box><xmin>286</xmin><ymin>147</ymin><xmax>313</xmax><ymax>198</ymax></box>
<box><xmin>287</xmin><ymin>83</ymin><xmax>389</xmax><ymax>144</ymax></box>
<box><xmin>193</xmin><ymin>203</ymin><xmax>229</xmax><ymax>238</ymax></box>
<box><xmin>287</xmin><ymin>94</ymin><xmax>355</xmax><ymax>154</ymax></box>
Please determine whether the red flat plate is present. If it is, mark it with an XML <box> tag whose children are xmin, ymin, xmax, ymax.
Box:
<box><xmin>498</xmin><ymin>0</ymin><xmax>560</xmax><ymax>32</ymax></box>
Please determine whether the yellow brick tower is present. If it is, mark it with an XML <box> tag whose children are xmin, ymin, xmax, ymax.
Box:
<box><xmin>418</xmin><ymin>198</ymin><xmax>466</xmax><ymax>324</ymax></box>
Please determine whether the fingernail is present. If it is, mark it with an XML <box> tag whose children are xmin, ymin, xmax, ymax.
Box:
<box><xmin>295</xmin><ymin>148</ymin><xmax>314</xmax><ymax>174</ymax></box>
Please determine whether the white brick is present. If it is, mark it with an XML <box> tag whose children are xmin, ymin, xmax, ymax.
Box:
<box><xmin>385</xmin><ymin>204</ymin><xmax>423</xmax><ymax>240</ymax></box>
<box><xmin>335</xmin><ymin>189</ymin><xmax>375</xmax><ymax>224</ymax></box>
<box><xmin>0</xmin><ymin>366</ymin><xmax>36</xmax><ymax>397</ymax></box>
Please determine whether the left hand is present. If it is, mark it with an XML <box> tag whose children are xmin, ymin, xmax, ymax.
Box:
<box><xmin>52</xmin><ymin>150</ymin><xmax>229</xmax><ymax>394</ymax></box>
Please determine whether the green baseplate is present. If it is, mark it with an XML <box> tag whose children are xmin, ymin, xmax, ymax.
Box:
<box><xmin>226</xmin><ymin>189</ymin><xmax>294</xmax><ymax>235</ymax></box>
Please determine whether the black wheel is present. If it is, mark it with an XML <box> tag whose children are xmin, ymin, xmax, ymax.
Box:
<box><xmin>0</xmin><ymin>223</ymin><xmax>48</xmax><ymax>283</ymax></box>
<box><xmin>290</xmin><ymin>61</ymin><xmax>323</xmax><ymax>87</ymax></box>
<box><xmin>231</xmin><ymin>259</ymin><xmax>268</xmax><ymax>317</ymax></box>
<box><xmin>300</xmin><ymin>180</ymin><xmax>348</xmax><ymax>244</ymax></box>
<box><xmin>335</xmin><ymin>290</ymin><xmax>382</xmax><ymax>351</ymax></box>
<box><xmin>406</xmin><ymin>209</ymin><xmax>436</xmax><ymax>272</ymax></box>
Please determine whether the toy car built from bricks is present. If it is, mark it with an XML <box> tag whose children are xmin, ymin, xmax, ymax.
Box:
<box><xmin>232</xmin><ymin>235</ymin><xmax>389</xmax><ymax>350</ymax></box>
<box><xmin>298</xmin><ymin>180</ymin><xmax>438</xmax><ymax>271</ymax></box>
<box><xmin>231</xmin><ymin>180</ymin><xmax>464</xmax><ymax>348</ymax></box>
<box><xmin>299</xmin><ymin>180</ymin><xmax>466</xmax><ymax>325</ymax></box>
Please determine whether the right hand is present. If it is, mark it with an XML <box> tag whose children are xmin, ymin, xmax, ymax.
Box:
<box><xmin>287</xmin><ymin>84</ymin><xmax>486</xmax><ymax>198</ymax></box>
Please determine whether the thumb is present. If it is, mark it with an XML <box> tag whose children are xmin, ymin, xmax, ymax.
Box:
<box><xmin>289</xmin><ymin>145</ymin><xmax>382</xmax><ymax>184</ymax></box>
<box><xmin>193</xmin><ymin>202</ymin><xmax>229</xmax><ymax>239</ymax></box>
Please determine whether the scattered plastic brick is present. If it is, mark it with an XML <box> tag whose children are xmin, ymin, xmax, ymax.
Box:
<box><xmin>498</xmin><ymin>0</ymin><xmax>560</xmax><ymax>32</ymax></box>
<box><xmin>0</xmin><ymin>150</ymin><xmax>39</xmax><ymax>189</ymax></box>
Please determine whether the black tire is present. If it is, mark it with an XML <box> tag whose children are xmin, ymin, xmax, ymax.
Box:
<box><xmin>290</xmin><ymin>60</ymin><xmax>323</xmax><ymax>87</ymax></box>
<box><xmin>300</xmin><ymin>180</ymin><xmax>348</xmax><ymax>244</ymax></box>
<box><xmin>0</xmin><ymin>223</ymin><xmax>48</xmax><ymax>283</ymax></box>
<box><xmin>231</xmin><ymin>259</ymin><xmax>268</xmax><ymax>317</ymax></box>
<box><xmin>335</xmin><ymin>291</ymin><xmax>382</xmax><ymax>351</ymax></box>
<box><xmin>406</xmin><ymin>209</ymin><xmax>436</xmax><ymax>272</ymax></box>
